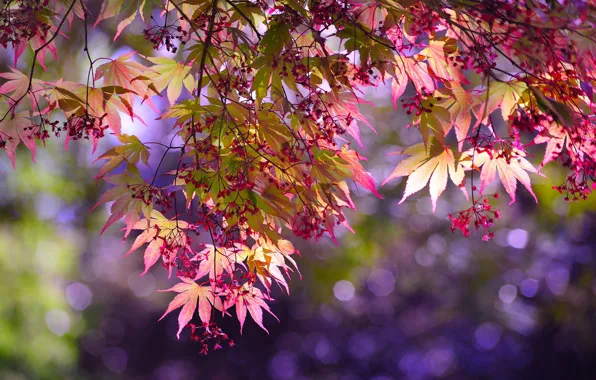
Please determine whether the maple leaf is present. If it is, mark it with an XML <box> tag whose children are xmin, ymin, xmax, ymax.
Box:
<box><xmin>126</xmin><ymin>210</ymin><xmax>189</xmax><ymax>275</ymax></box>
<box><xmin>144</xmin><ymin>57</ymin><xmax>196</xmax><ymax>106</ymax></box>
<box><xmin>82</xmin><ymin>86</ymin><xmax>143</xmax><ymax>144</ymax></box>
<box><xmin>415</xmin><ymin>103</ymin><xmax>452</xmax><ymax>147</ymax></box>
<box><xmin>534</xmin><ymin>123</ymin><xmax>567</xmax><ymax>168</ymax></box>
<box><xmin>220</xmin><ymin>284</ymin><xmax>279</xmax><ymax>334</ymax></box>
<box><xmin>192</xmin><ymin>244</ymin><xmax>248</xmax><ymax>281</ymax></box>
<box><xmin>91</xmin><ymin>164</ymin><xmax>153</xmax><ymax>237</ymax></box>
<box><xmin>56</xmin><ymin>0</ymin><xmax>86</xmax><ymax>27</ymax></box>
<box><xmin>534</xmin><ymin>120</ymin><xmax>596</xmax><ymax>169</ymax></box>
<box><xmin>391</xmin><ymin>74</ymin><xmax>408</xmax><ymax>111</ymax></box>
<box><xmin>94</xmin><ymin>52</ymin><xmax>158</xmax><ymax>110</ymax></box>
<box><xmin>158</xmin><ymin>277</ymin><xmax>213</xmax><ymax>338</ymax></box>
<box><xmin>0</xmin><ymin>68</ymin><xmax>45</xmax><ymax>107</ymax></box>
<box><xmin>94</xmin><ymin>0</ymin><xmax>154</xmax><ymax>40</ymax></box>
<box><xmin>571</xmin><ymin>29</ymin><xmax>596</xmax><ymax>61</ymax></box>
<box><xmin>259</xmin><ymin>24</ymin><xmax>292</xmax><ymax>55</ymax></box>
<box><xmin>43</xmin><ymin>80</ymin><xmax>87</xmax><ymax>117</ymax></box>
<box><xmin>243</xmin><ymin>239</ymin><xmax>301</xmax><ymax>293</ymax></box>
<box><xmin>175</xmin><ymin>3</ymin><xmax>204</xmax><ymax>33</ymax></box>
<box><xmin>418</xmin><ymin>39</ymin><xmax>454</xmax><ymax>81</ymax></box>
<box><xmin>391</xmin><ymin>56</ymin><xmax>435</xmax><ymax>107</ymax></box>
<box><xmin>470</xmin><ymin>148</ymin><xmax>542</xmax><ymax>204</ymax></box>
<box><xmin>337</xmin><ymin>147</ymin><xmax>382</xmax><ymax>198</ymax></box>
<box><xmin>0</xmin><ymin>112</ymin><xmax>36</xmax><ymax>167</ymax></box>
<box><xmin>13</xmin><ymin>33</ymin><xmax>58</xmax><ymax>72</ymax></box>
<box><xmin>357</xmin><ymin>4</ymin><xmax>388</xmax><ymax>29</ymax></box>
<box><xmin>384</xmin><ymin>141</ymin><xmax>468</xmax><ymax>211</ymax></box>
<box><xmin>322</xmin><ymin>91</ymin><xmax>375</xmax><ymax>147</ymax></box>
<box><xmin>251</xmin><ymin>65</ymin><xmax>272</xmax><ymax>104</ymax></box>
<box><xmin>473</xmin><ymin>80</ymin><xmax>528</xmax><ymax>125</ymax></box>
<box><xmin>95</xmin><ymin>134</ymin><xmax>150</xmax><ymax>179</ymax></box>
<box><xmin>257</xmin><ymin>184</ymin><xmax>295</xmax><ymax>223</ymax></box>
<box><xmin>439</xmin><ymin>85</ymin><xmax>474</xmax><ymax>151</ymax></box>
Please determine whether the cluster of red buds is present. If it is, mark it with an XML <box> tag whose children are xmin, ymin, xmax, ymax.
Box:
<box><xmin>60</xmin><ymin>113</ymin><xmax>108</xmax><ymax>142</ymax></box>
<box><xmin>553</xmin><ymin>174</ymin><xmax>593</xmax><ymax>202</ymax></box>
<box><xmin>401</xmin><ymin>89</ymin><xmax>440</xmax><ymax>116</ymax></box>
<box><xmin>449</xmin><ymin>190</ymin><xmax>501</xmax><ymax>241</ymax></box>
<box><xmin>0</xmin><ymin>0</ymin><xmax>51</xmax><ymax>49</ymax></box>
<box><xmin>0</xmin><ymin>132</ymin><xmax>13</xmax><ymax>150</ymax></box>
<box><xmin>188</xmin><ymin>322</ymin><xmax>234</xmax><ymax>355</ymax></box>
<box><xmin>143</xmin><ymin>16</ymin><xmax>189</xmax><ymax>53</ymax></box>
<box><xmin>22</xmin><ymin>116</ymin><xmax>53</xmax><ymax>143</ymax></box>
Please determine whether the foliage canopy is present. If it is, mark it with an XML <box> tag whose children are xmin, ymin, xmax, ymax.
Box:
<box><xmin>1</xmin><ymin>0</ymin><xmax>595</xmax><ymax>352</ymax></box>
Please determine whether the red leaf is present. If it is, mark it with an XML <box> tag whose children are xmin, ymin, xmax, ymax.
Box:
<box><xmin>158</xmin><ymin>277</ymin><xmax>213</xmax><ymax>338</ymax></box>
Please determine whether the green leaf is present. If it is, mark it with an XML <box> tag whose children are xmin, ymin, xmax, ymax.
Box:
<box><xmin>252</xmin><ymin>66</ymin><xmax>272</xmax><ymax>102</ymax></box>
<box><xmin>259</xmin><ymin>24</ymin><xmax>291</xmax><ymax>55</ymax></box>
